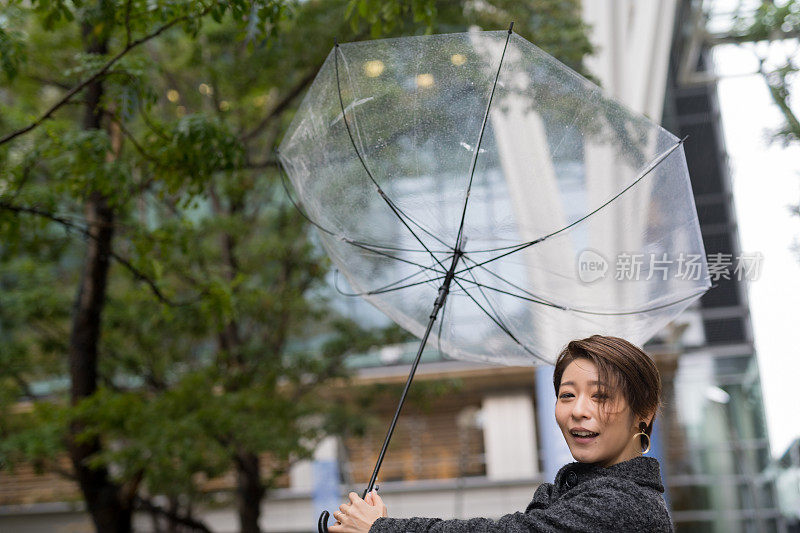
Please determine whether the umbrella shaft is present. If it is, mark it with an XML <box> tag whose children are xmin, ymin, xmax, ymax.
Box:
<box><xmin>362</xmin><ymin>250</ymin><xmax>463</xmax><ymax>498</ymax></box>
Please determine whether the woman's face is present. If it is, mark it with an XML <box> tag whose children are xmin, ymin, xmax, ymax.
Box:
<box><xmin>555</xmin><ymin>358</ymin><xmax>645</xmax><ymax>467</ymax></box>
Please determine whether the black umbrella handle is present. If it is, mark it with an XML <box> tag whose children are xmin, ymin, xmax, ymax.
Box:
<box><xmin>316</xmin><ymin>246</ymin><xmax>464</xmax><ymax>533</ymax></box>
<box><xmin>319</xmin><ymin>483</ymin><xmax>382</xmax><ymax>532</ymax></box>
<box><xmin>319</xmin><ymin>510</ymin><xmax>331</xmax><ymax>532</ymax></box>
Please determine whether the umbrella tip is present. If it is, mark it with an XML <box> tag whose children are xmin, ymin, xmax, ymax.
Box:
<box><xmin>334</xmin><ymin>37</ymin><xmax>339</xmax><ymax>47</ymax></box>
<box><xmin>508</xmin><ymin>22</ymin><xmax>514</xmax><ymax>33</ymax></box>
<box><xmin>679</xmin><ymin>134</ymin><xmax>689</xmax><ymax>144</ymax></box>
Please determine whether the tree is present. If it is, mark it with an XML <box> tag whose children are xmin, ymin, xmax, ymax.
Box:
<box><xmin>1</xmin><ymin>2</ymin><xmax>338</xmax><ymax>531</ymax></box>
<box><xmin>0</xmin><ymin>1</ymin><xmax>594</xmax><ymax>532</ymax></box>
<box><xmin>729</xmin><ymin>0</ymin><xmax>799</xmax><ymax>143</ymax></box>
<box><xmin>730</xmin><ymin>0</ymin><xmax>800</xmax><ymax>219</ymax></box>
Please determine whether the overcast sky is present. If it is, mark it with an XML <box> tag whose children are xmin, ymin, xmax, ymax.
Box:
<box><xmin>714</xmin><ymin>41</ymin><xmax>800</xmax><ymax>457</ymax></box>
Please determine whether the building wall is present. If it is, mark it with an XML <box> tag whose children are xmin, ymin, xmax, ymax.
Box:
<box><xmin>657</xmin><ymin>1</ymin><xmax>783</xmax><ymax>531</ymax></box>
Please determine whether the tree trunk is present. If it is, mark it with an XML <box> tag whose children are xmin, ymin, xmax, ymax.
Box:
<box><xmin>68</xmin><ymin>191</ymin><xmax>131</xmax><ymax>533</ymax></box>
<box><xmin>67</xmin><ymin>20</ymin><xmax>132</xmax><ymax>533</ymax></box>
<box><xmin>235</xmin><ymin>451</ymin><xmax>265</xmax><ymax>533</ymax></box>
<box><xmin>212</xmin><ymin>192</ymin><xmax>267</xmax><ymax>533</ymax></box>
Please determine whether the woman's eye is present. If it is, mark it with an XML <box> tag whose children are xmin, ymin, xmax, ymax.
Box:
<box><xmin>558</xmin><ymin>393</ymin><xmax>574</xmax><ymax>399</ymax></box>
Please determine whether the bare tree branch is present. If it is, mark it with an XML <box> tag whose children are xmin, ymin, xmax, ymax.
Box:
<box><xmin>134</xmin><ymin>496</ymin><xmax>213</xmax><ymax>533</ymax></box>
<box><xmin>0</xmin><ymin>6</ymin><xmax>213</xmax><ymax>147</ymax></box>
<box><xmin>240</xmin><ymin>26</ymin><xmax>373</xmax><ymax>145</ymax></box>
<box><xmin>240</xmin><ymin>67</ymin><xmax>320</xmax><ymax>142</ymax></box>
<box><xmin>26</xmin><ymin>74</ymin><xmax>72</xmax><ymax>90</ymax></box>
<box><xmin>240</xmin><ymin>157</ymin><xmax>281</xmax><ymax>170</ymax></box>
<box><xmin>111</xmin><ymin>114</ymin><xmax>161</xmax><ymax>164</ymax></box>
<box><xmin>125</xmin><ymin>0</ymin><xmax>133</xmax><ymax>47</ymax></box>
<box><xmin>11</xmin><ymin>374</ymin><xmax>39</xmax><ymax>400</ymax></box>
<box><xmin>0</xmin><ymin>201</ymin><xmax>200</xmax><ymax>307</ymax></box>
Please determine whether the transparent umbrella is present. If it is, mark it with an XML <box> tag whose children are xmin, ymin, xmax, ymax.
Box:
<box><xmin>277</xmin><ymin>25</ymin><xmax>710</xmax><ymax>531</ymax></box>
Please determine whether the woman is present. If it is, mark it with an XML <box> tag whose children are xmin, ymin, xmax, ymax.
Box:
<box><xmin>329</xmin><ymin>335</ymin><xmax>674</xmax><ymax>533</ymax></box>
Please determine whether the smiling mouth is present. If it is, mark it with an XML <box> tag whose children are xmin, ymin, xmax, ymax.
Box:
<box><xmin>570</xmin><ymin>430</ymin><xmax>599</xmax><ymax>439</ymax></box>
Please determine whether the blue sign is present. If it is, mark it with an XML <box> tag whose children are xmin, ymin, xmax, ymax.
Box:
<box><xmin>535</xmin><ymin>365</ymin><xmax>575</xmax><ymax>483</ymax></box>
<box><xmin>313</xmin><ymin>459</ymin><xmax>341</xmax><ymax>529</ymax></box>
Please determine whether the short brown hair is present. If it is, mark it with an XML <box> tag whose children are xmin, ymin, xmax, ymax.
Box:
<box><xmin>553</xmin><ymin>335</ymin><xmax>661</xmax><ymax>445</ymax></box>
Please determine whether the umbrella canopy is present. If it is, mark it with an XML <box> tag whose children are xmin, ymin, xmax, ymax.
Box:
<box><xmin>278</xmin><ymin>28</ymin><xmax>710</xmax><ymax>367</ymax></box>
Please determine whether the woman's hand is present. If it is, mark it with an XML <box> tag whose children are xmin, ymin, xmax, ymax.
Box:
<box><xmin>328</xmin><ymin>490</ymin><xmax>388</xmax><ymax>533</ymax></box>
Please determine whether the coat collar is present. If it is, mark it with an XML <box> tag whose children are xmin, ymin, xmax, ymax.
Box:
<box><xmin>554</xmin><ymin>456</ymin><xmax>665</xmax><ymax>494</ymax></box>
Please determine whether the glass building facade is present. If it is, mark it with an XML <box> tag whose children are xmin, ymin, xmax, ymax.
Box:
<box><xmin>654</xmin><ymin>0</ymin><xmax>783</xmax><ymax>530</ymax></box>
<box><xmin>332</xmin><ymin>2</ymin><xmax>786</xmax><ymax>531</ymax></box>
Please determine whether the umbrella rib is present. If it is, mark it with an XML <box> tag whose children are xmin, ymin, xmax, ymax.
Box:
<box><xmin>333</xmin><ymin>42</ymin><xmax>454</xmax><ymax>269</ymax></box>
<box><xmin>451</xmin><ymin>276</ymin><xmax>550</xmax><ymax>364</ymax></box>
<box><xmin>301</xmin><ymin>85</ymin><xmax>484</xmax><ymax>250</ymax></box>
<box><xmin>372</xmin><ymin>255</ymin><xmax>451</xmax><ymax>294</ymax></box>
<box><xmin>455</xmin><ymin>270</ymin><xmax>709</xmax><ymax>316</ymax></box>
<box><xmin>278</xmin><ymin>164</ymin><xmax>450</xmax><ymax>254</ymax></box>
<box><xmin>344</xmin><ymin>241</ymin><xmax>450</xmax><ymax>275</ymax></box>
<box><xmin>452</xmin><ymin>273</ymin><xmax>566</xmax><ymax>310</ymax></box>
<box><xmin>459</xmin><ymin>258</ymin><xmax>544</xmax><ymax>330</ymax></box>
<box><xmin>333</xmin><ymin>255</ymin><xmax>452</xmax><ymax>297</ymax></box>
<box><xmin>567</xmin><ymin>288</ymin><xmax>711</xmax><ymax>316</ymax></box>
<box><xmin>334</xmin><ymin>270</ymin><xmax>446</xmax><ymax>297</ymax></box>
<box><xmin>462</xmin><ymin>137</ymin><xmax>687</xmax><ymax>257</ymax></box>
<box><xmin>453</xmin><ymin>25</ymin><xmax>514</xmax><ymax>251</ymax></box>
<box><xmin>350</xmin><ymin>242</ymin><xmax>451</xmax><ymax>254</ymax></box>
<box><xmin>368</xmin><ymin>275</ymin><xmax>445</xmax><ymax>295</ymax></box>
<box><xmin>460</xmin><ymin>254</ymin><xmax>565</xmax><ymax>308</ymax></box>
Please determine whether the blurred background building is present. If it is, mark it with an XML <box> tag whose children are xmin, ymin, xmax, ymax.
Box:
<box><xmin>0</xmin><ymin>1</ymin><xmax>792</xmax><ymax>532</ymax></box>
<box><xmin>311</xmin><ymin>1</ymin><xmax>785</xmax><ymax>532</ymax></box>
<box><xmin>656</xmin><ymin>0</ymin><xmax>780</xmax><ymax>529</ymax></box>
<box><xmin>292</xmin><ymin>2</ymin><xmax>786</xmax><ymax>532</ymax></box>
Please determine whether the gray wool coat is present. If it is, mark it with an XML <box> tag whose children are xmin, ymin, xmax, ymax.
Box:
<box><xmin>368</xmin><ymin>456</ymin><xmax>673</xmax><ymax>533</ymax></box>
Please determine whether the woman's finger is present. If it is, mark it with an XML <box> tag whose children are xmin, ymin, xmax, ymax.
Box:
<box><xmin>370</xmin><ymin>490</ymin><xmax>385</xmax><ymax>506</ymax></box>
<box><xmin>370</xmin><ymin>490</ymin><xmax>388</xmax><ymax>517</ymax></box>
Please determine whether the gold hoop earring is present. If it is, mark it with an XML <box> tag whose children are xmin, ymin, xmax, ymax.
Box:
<box><xmin>633</xmin><ymin>423</ymin><xmax>651</xmax><ymax>454</ymax></box>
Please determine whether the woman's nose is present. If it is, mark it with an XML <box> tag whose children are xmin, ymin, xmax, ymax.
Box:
<box><xmin>571</xmin><ymin>394</ymin><xmax>591</xmax><ymax>418</ymax></box>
